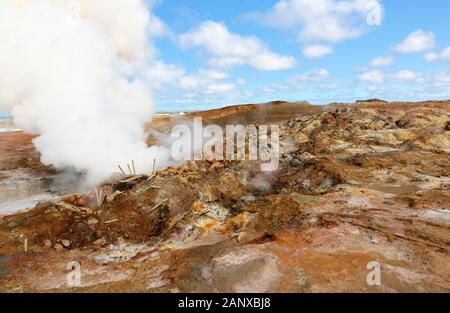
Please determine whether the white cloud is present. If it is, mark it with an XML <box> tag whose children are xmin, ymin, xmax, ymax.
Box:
<box><xmin>435</xmin><ymin>70</ymin><xmax>450</xmax><ymax>87</ymax></box>
<box><xmin>251</xmin><ymin>0</ymin><xmax>383</xmax><ymax>43</ymax></box>
<box><xmin>178</xmin><ymin>76</ymin><xmax>199</xmax><ymax>90</ymax></box>
<box><xmin>392</xmin><ymin>70</ymin><xmax>420</xmax><ymax>81</ymax></box>
<box><xmin>203</xmin><ymin>83</ymin><xmax>236</xmax><ymax>95</ymax></box>
<box><xmin>370</xmin><ymin>56</ymin><xmax>393</xmax><ymax>67</ymax></box>
<box><xmin>261</xmin><ymin>69</ymin><xmax>330</xmax><ymax>94</ymax></box>
<box><xmin>148</xmin><ymin>13</ymin><xmax>170</xmax><ymax>38</ymax></box>
<box><xmin>177</xmin><ymin>72</ymin><xmax>234</xmax><ymax>93</ymax></box>
<box><xmin>147</xmin><ymin>60</ymin><xmax>186</xmax><ymax>90</ymax></box>
<box><xmin>425</xmin><ymin>53</ymin><xmax>439</xmax><ymax>62</ymax></box>
<box><xmin>208</xmin><ymin>57</ymin><xmax>245</xmax><ymax>68</ymax></box>
<box><xmin>289</xmin><ymin>69</ymin><xmax>330</xmax><ymax>83</ymax></box>
<box><xmin>179</xmin><ymin>20</ymin><xmax>296</xmax><ymax>71</ymax></box>
<box><xmin>425</xmin><ymin>46</ymin><xmax>450</xmax><ymax>62</ymax></box>
<box><xmin>393</xmin><ymin>30</ymin><xmax>435</xmax><ymax>54</ymax></box>
<box><xmin>367</xmin><ymin>85</ymin><xmax>378</xmax><ymax>92</ymax></box>
<box><xmin>236</xmin><ymin>78</ymin><xmax>247</xmax><ymax>85</ymax></box>
<box><xmin>359</xmin><ymin>69</ymin><xmax>423</xmax><ymax>84</ymax></box>
<box><xmin>146</xmin><ymin>60</ymin><xmax>240</xmax><ymax>104</ymax></box>
<box><xmin>248</xmin><ymin>52</ymin><xmax>297</xmax><ymax>71</ymax></box>
<box><xmin>358</xmin><ymin>70</ymin><xmax>385</xmax><ymax>84</ymax></box>
<box><xmin>302</xmin><ymin>45</ymin><xmax>333</xmax><ymax>59</ymax></box>
<box><xmin>170</xmin><ymin>75</ymin><xmax>237</xmax><ymax>96</ymax></box>
<box><xmin>179</xmin><ymin>21</ymin><xmax>259</xmax><ymax>57</ymax></box>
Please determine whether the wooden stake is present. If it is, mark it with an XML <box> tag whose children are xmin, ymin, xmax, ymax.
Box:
<box><xmin>146</xmin><ymin>174</ymin><xmax>155</xmax><ymax>182</ymax></box>
<box><xmin>99</xmin><ymin>190</ymin><xmax>103</xmax><ymax>206</ymax></box>
<box><xmin>118</xmin><ymin>165</ymin><xmax>126</xmax><ymax>175</ymax></box>
<box><xmin>127</xmin><ymin>164</ymin><xmax>133</xmax><ymax>175</ymax></box>
<box><xmin>147</xmin><ymin>198</ymin><xmax>168</xmax><ymax>214</ymax></box>
<box><xmin>101</xmin><ymin>193</ymin><xmax>107</xmax><ymax>206</ymax></box>
<box><xmin>95</xmin><ymin>188</ymin><xmax>103</xmax><ymax>207</ymax></box>
<box><xmin>94</xmin><ymin>188</ymin><xmax>99</xmax><ymax>205</ymax></box>
<box><xmin>24</xmin><ymin>238</ymin><xmax>28</xmax><ymax>252</ymax></box>
<box><xmin>143</xmin><ymin>184</ymin><xmax>160</xmax><ymax>192</ymax></box>
<box><xmin>132</xmin><ymin>160</ymin><xmax>136</xmax><ymax>175</ymax></box>
<box><xmin>152</xmin><ymin>159</ymin><xmax>156</xmax><ymax>175</ymax></box>
<box><xmin>104</xmin><ymin>219</ymin><xmax>118</xmax><ymax>224</ymax></box>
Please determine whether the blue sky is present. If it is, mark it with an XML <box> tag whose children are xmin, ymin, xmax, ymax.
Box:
<box><xmin>2</xmin><ymin>0</ymin><xmax>450</xmax><ymax>116</ymax></box>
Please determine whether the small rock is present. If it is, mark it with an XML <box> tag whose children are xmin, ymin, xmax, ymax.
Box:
<box><xmin>290</xmin><ymin>158</ymin><xmax>302</xmax><ymax>167</ymax></box>
<box><xmin>93</xmin><ymin>238</ymin><xmax>107</xmax><ymax>248</ymax></box>
<box><xmin>60</xmin><ymin>239</ymin><xmax>71</xmax><ymax>248</ymax></box>
<box><xmin>81</xmin><ymin>207</ymin><xmax>94</xmax><ymax>215</ymax></box>
<box><xmin>210</xmin><ymin>162</ymin><xmax>224</xmax><ymax>170</ymax></box>
<box><xmin>394</xmin><ymin>130</ymin><xmax>415</xmax><ymax>142</ymax></box>
<box><xmin>164</xmin><ymin>167</ymin><xmax>177</xmax><ymax>174</ymax></box>
<box><xmin>107</xmin><ymin>191</ymin><xmax>122</xmax><ymax>203</ymax></box>
<box><xmin>179</xmin><ymin>163</ymin><xmax>190</xmax><ymax>172</ymax></box>
<box><xmin>241</xmin><ymin>195</ymin><xmax>256</xmax><ymax>202</ymax></box>
<box><xmin>73</xmin><ymin>197</ymin><xmax>86</xmax><ymax>207</ymax></box>
<box><xmin>191</xmin><ymin>202</ymin><xmax>205</xmax><ymax>213</ymax></box>
<box><xmin>65</xmin><ymin>195</ymin><xmax>76</xmax><ymax>203</ymax></box>
<box><xmin>56</xmin><ymin>202</ymin><xmax>80</xmax><ymax>213</ymax></box>
<box><xmin>43</xmin><ymin>239</ymin><xmax>52</xmax><ymax>248</ymax></box>
<box><xmin>298</xmin><ymin>152</ymin><xmax>315</xmax><ymax>161</ymax></box>
<box><xmin>229</xmin><ymin>232</ymin><xmax>245</xmax><ymax>242</ymax></box>
<box><xmin>44</xmin><ymin>207</ymin><xmax>59</xmax><ymax>215</ymax></box>
<box><xmin>302</xmin><ymin>179</ymin><xmax>311</xmax><ymax>189</ymax></box>
<box><xmin>95</xmin><ymin>230</ymin><xmax>103</xmax><ymax>239</ymax></box>
<box><xmin>347</xmin><ymin>180</ymin><xmax>360</xmax><ymax>186</ymax></box>
<box><xmin>87</xmin><ymin>218</ymin><xmax>98</xmax><ymax>225</ymax></box>
<box><xmin>54</xmin><ymin>243</ymin><xmax>64</xmax><ymax>251</ymax></box>
<box><xmin>395</xmin><ymin>119</ymin><xmax>408</xmax><ymax>128</ymax></box>
<box><xmin>295</xmin><ymin>133</ymin><xmax>309</xmax><ymax>143</ymax></box>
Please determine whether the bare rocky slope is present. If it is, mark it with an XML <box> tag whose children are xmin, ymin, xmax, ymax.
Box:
<box><xmin>0</xmin><ymin>100</ymin><xmax>449</xmax><ymax>292</ymax></box>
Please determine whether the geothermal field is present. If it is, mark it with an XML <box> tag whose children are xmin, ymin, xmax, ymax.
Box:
<box><xmin>0</xmin><ymin>0</ymin><xmax>449</xmax><ymax>300</ymax></box>
<box><xmin>0</xmin><ymin>100</ymin><xmax>449</xmax><ymax>292</ymax></box>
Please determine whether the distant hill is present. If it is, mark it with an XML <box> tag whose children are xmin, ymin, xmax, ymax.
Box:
<box><xmin>145</xmin><ymin>100</ymin><xmax>328</xmax><ymax>144</ymax></box>
<box><xmin>355</xmin><ymin>98</ymin><xmax>387</xmax><ymax>103</ymax></box>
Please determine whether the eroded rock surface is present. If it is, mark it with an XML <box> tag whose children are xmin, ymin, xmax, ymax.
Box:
<box><xmin>0</xmin><ymin>100</ymin><xmax>449</xmax><ymax>292</ymax></box>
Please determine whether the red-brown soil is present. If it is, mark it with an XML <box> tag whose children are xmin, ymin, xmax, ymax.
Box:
<box><xmin>0</xmin><ymin>100</ymin><xmax>449</xmax><ymax>292</ymax></box>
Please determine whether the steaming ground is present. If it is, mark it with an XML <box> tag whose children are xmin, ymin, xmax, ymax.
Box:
<box><xmin>0</xmin><ymin>0</ymin><xmax>171</xmax><ymax>186</ymax></box>
<box><xmin>0</xmin><ymin>100</ymin><xmax>449</xmax><ymax>292</ymax></box>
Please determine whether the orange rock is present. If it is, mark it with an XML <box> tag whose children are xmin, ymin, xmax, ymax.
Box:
<box><xmin>73</xmin><ymin>197</ymin><xmax>86</xmax><ymax>207</ymax></box>
<box><xmin>210</xmin><ymin>162</ymin><xmax>224</xmax><ymax>170</ymax></box>
<box><xmin>65</xmin><ymin>195</ymin><xmax>76</xmax><ymax>203</ymax></box>
<box><xmin>204</xmin><ymin>220</ymin><xmax>220</xmax><ymax>231</ymax></box>
<box><xmin>180</xmin><ymin>163</ymin><xmax>190</xmax><ymax>172</ymax></box>
<box><xmin>191</xmin><ymin>202</ymin><xmax>204</xmax><ymax>212</ymax></box>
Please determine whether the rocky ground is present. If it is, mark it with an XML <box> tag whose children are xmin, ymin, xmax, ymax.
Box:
<box><xmin>0</xmin><ymin>100</ymin><xmax>449</xmax><ymax>292</ymax></box>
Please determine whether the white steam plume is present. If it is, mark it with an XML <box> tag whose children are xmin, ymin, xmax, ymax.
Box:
<box><xmin>0</xmin><ymin>0</ymin><xmax>171</xmax><ymax>186</ymax></box>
